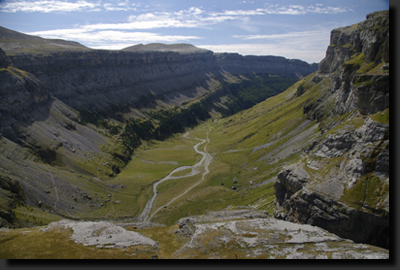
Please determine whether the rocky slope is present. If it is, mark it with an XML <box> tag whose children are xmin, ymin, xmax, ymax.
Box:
<box><xmin>273</xmin><ymin>10</ymin><xmax>389</xmax><ymax>249</ymax></box>
<box><xmin>0</xmin><ymin>47</ymin><xmax>120</xmax><ymax>226</ymax></box>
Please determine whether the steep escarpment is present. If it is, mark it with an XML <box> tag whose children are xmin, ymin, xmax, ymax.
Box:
<box><xmin>1</xmin><ymin>27</ymin><xmax>317</xmax><ymax>116</ymax></box>
<box><xmin>6</xmin><ymin>49</ymin><xmax>317</xmax><ymax>114</ymax></box>
<box><xmin>0</xmin><ymin>47</ymin><xmax>50</xmax><ymax>139</ymax></box>
<box><xmin>273</xmin><ymin>10</ymin><xmax>389</xmax><ymax>248</ymax></box>
<box><xmin>317</xmin><ymin>9</ymin><xmax>389</xmax><ymax>117</ymax></box>
<box><xmin>7</xmin><ymin>50</ymin><xmax>218</xmax><ymax>112</ymax></box>
<box><xmin>215</xmin><ymin>53</ymin><xmax>319</xmax><ymax>78</ymax></box>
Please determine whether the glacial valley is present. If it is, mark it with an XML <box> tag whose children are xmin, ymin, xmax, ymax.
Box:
<box><xmin>0</xmin><ymin>10</ymin><xmax>390</xmax><ymax>259</ymax></box>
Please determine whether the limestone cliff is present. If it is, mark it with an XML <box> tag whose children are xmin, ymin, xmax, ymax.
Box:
<box><xmin>318</xmin><ymin>10</ymin><xmax>389</xmax><ymax>116</ymax></box>
<box><xmin>215</xmin><ymin>53</ymin><xmax>319</xmax><ymax>77</ymax></box>
<box><xmin>1</xmin><ymin>27</ymin><xmax>317</xmax><ymax>114</ymax></box>
<box><xmin>7</xmin><ymin>50</ymin><xmax>217</xmax><ymax>112</ymax></box>
<box><xmin>273</xmin><ymin>10</ymin><xmax>389</xmax><ymax>249</ymax></box>
<box><xmin>6</xmin><ymin>49</ymin><xmax>317</xmax><ymax>113</ymax></box>
<box><xmin>0</xmin><ymin>48</ymin><xmax>49</xmax><ymax>138</ymax></box>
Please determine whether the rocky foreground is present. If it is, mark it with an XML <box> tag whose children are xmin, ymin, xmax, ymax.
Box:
<box><xmin>32</xmin><ymin>208</ymin><xmax>388</xmax><ymax>259</ymax></box>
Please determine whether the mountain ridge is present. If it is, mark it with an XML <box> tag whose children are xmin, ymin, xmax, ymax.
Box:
<box><xmin>122</xmin><ymin>43</ymin><xmax>211</xmax><ymax>54</ymax></box>
<box><xmin>0</xmin><ymin>26</ymin><xmax>90</xmax><ymax>55</ymax></box>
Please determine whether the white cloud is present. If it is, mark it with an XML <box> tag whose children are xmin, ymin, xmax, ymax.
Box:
<box><xmin>197</xmin><ymin>43</ymin><xmax>326</xmax><ymax>64</ymax></box>
<box><xmin>89</xmin><ymin>43</ymin><xmax>134</xmax><ymax>50</ymax></box>
<box><xmin>0</xmin><ymin>0</ymin><xmax>101</xmax><ymax>13</ymax></box>
<box><xmin>28</xmin><ymin>28</ymin><xmax>201</xmax><ymax>46</ymax></box>
<box><xmin>0</xmin><ymin>1</ymin><xmax>351</xmax><ymax>17</ymax></box>
<box><xmin>122</xmin><ymin>4</ymin><xmax>350</xmax><ymax>31</ymax></box>
<box><xmin>259</xmin><ymin>4</ymin><xmax>350</xmax><ymax>15</ymax></box>
<box><xmin>198</xmin><ymin>28</ymin><xmax>331</xmax><ymax>63</ymax></box>
<box><xmin>126</xmin><ymin>7</ymin><xmax>212</xmax><ymax>29</ymax></box>
<box><xmin>233</xmin><ymin>30</ymin><xmax>328</xmax><ymax>41</ymax></box>
<box><xmin>103</xmin><ymin>2</ymin><xmax>137</xmax><ymax>12</ymax></box>
<box><xmin>7</xmin><ymin>1</ymin><xmax>350</xmax><ymax>62</ymax></box>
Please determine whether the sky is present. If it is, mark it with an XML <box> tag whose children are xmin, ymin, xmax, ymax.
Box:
<box><xmin>0</xmin><ymin>0</ymin><xmax>389</xmax><ymax>63</ymax></box>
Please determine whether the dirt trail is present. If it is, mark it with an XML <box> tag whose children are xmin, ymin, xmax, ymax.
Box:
<box><xmin>138</xmin><ymin>131</ymin><xmax>212</xmax><ymax>222</ymax></box>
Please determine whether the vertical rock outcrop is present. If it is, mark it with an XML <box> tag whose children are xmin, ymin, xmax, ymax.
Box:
<box><xmin>318</xmin><ymin>10</ymin><xmax>389</xmax><ymax>116</ymax></box>
<box><xmin>0</xmin><ymin>47</ymin><xmax>50</xmax><ymax>138</ymax></box>
<box><xmin>273</xmin><ymin>10</ymin><xmax>389</xmax><ymax>249</ymax></box>
<box><xmin>318</xmin><ymin>10</ymin><xmax>389</xmax><ymax>74</ymax></box>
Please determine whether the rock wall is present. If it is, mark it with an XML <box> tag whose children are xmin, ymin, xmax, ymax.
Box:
<box><xmin>318</xmin><ymin>10</ymin><xmax>389</xmax><ymax>116</ymax></box>
<box><xmin>7</xmin><ymin>50</ymin><xmax>216</xmax><ymax>111</ymax></box>
<box><xmin>0</xmin><ymin>48</ymin><xmax>50</xmax><ymax>138</ymax></box>
<box><xmin>274</xmin><ymin>189</ymin><xmax>389</xmax><ymax>249</ymax></box>
<box><xmin>273</xmin><ymin>10</ymin><xmax>389</xmax><ymax>249</ymax></box>
<box><xmin>318</xmin><ymin>10</ymin><xmax>389</xmax><ymax>74</ymax></box>
<box><xmin>6</xmin><ymin>48</ymin><xmax>317</xmax><ymax>113</ymax></box>
<box><xmin>215</xmin><ymin>53</ymin><xmax>318</xmax><ymax>77</ymax></box>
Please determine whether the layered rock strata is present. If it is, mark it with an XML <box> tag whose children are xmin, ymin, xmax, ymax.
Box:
<box><xmin>2</xmin><ymin>30</ymin><xmax>317</xmax><ymax>113</ymax></box>
<box><xmin>273</xmin><ymin>10</ymin><xmax>389</xmax><ymax>249</ymax></box>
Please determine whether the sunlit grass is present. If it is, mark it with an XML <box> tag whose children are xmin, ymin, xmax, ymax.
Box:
<box><xmin>13</xmin><ymin>205</ymin><xmax>63</xmax><ymax>226</ymax></box>
<box><xmin>0</xmin><ymin>227</ymin><xmax>157</xmax><ymax>259</ymax></box>
<box><xmin>370</xmin><ymin>108</ymin><xmax>389</xmax><ymax>124</ymax></box>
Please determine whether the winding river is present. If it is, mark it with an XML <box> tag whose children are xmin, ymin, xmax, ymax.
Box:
<box><xmin>137</xmin><ymin>131</ymin><xmax>212</xmax><ymax>222</ymax></box>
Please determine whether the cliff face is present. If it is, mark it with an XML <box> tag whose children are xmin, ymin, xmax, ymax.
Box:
<box><xmin>273</xmin><ymin>10</ymin><xmax>389</xmax><ymax>249</ymax></box>
<box><xmin>319</xmin><ymin>11</ymin><xmax>389</xmax><ymax>74</ymax></box>
<box><xmin>7</xmin><ymin>50</ymin><xmax>217</xmax><ymax>111</ymax></box>
<box><xmin>318</xmin><ymin>10</ymin><xmax>389</xmax><ymax>116</ymax></box>
<box><xmin>215</xmin><ymin>53</ymin><xmax>318</xmax><ymax>77</ymax></box>
<box><xmin>3</xmin><ymin>37</ymin><xmax>316</xmax><ymax>113</ymax></box>
<box><xmin>0</xmin><ymin>48</ymin><xmax>49</xmax><ymax>138</ymax></box>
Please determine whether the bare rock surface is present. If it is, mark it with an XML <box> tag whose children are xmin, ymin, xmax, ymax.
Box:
<box><xmin>273</xmin><ymin>10</ymin><xmax>389</xmax><ymax>250</ymax></box>
<box><xmin>41</xmin><ymin>219</ymin><xmax>157</xmax><ymax>248</ymax></box>
<box><xmin>174</xmin><ymin>208</ymin><xmax>388</xmax><ymax>259</ymax></box>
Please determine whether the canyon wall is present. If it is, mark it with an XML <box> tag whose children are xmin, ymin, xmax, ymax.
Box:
<box><xmin>5</xmin><ymin>45</ymin><xmax>317</xmax><ymax>113</ymax></box>
<box><xmin>273</xmin><ymin>10</ymin><xmax>389</xmax><ymax>249</ymax></box>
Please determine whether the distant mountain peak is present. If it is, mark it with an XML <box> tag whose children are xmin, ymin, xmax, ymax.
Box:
<box><xmin>0</xmin><ymin>26</ymin><xmax>90</xmax><ymax>55</ymax></box>
<box><xmin>122</xmin><ymin>43</ymin><xmax>211</xmax><ymax>54</ymax></box>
